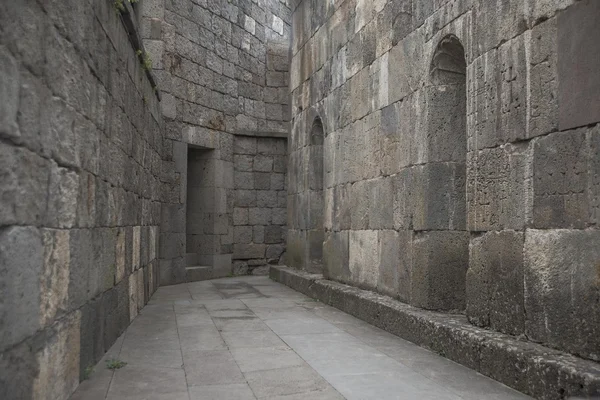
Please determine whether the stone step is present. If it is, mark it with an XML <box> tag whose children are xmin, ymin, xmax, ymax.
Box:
<box><xmin>269</xmin><ymin>265</ymin><xmax>600</xmax><ymax>400</ymax></box>
<box><xmin>186</xmin><ymin>266</ymin><xmax>212</xmax><ymax>282</ymax></box>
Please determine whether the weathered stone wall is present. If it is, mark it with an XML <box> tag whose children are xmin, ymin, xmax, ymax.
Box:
<box><xmin>288</xmin><ymin>0</ymin><xmax>600</xmax><ymax>362</ymax></box>
<box><xmin>233</xmin><ymin>136</ymin><xmax>287</xmax><ymax>274</ymax></box>
<box><xmin>0</xmin><ymin>1</ymin><xmax>163</xmax><ymax>399</ymax></box>
<box><xmin>141</xmin><ymin>0</ymin><xmax>291</xmax><ymax>283</ymax></box>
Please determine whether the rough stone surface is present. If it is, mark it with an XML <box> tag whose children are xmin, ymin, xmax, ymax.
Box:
<box><xmin>270</xmin><ymin>266</ymin><xmax>600</xmax><ymax>400</ymax></box>
<box><xmin>0</xmin><ymin>2</ymin><xmax>161</xmax><ymax>399</ymax></box>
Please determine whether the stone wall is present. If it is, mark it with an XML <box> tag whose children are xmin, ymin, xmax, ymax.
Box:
<box><xmin>233</xmin><ymin>136</ymin><xmax>287</xmax><ymax>274</ymax></box>
<box><xmin>288</xmin><ymin>0</ymin><xmax>600</xmax><ymax>362</ymax></box>
<box><xmin>140</xmin><ymin>0</ymin><xmax>291</xmax><ymax>284</ymax></box>
<box><xmin>0</xmin><ymin>1</ymin><xmax>163</xmax><ymax>399</ymax></box>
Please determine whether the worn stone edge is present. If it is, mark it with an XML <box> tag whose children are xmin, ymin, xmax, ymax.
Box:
<box><xmin>269</xmin><ymin>265</ymin><xmax>600</xmax><ymax>400</ymax></box>
<box><xmin>119</xmin><ymin>1</ymin><xmax>160</xmax><ymax>101</ymax></box>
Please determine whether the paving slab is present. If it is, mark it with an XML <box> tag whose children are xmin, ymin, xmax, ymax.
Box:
<box><xmin>188</xmin><ymin>383</ymin><xmax>256</xmax><ymax>400</ymax></box>
<box><xmin>71</xmin><ymin>276</ymin><xmax>533</xmax><ymax>400</ymax></box>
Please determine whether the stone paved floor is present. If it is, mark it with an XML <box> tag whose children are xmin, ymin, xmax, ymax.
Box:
<box><xmin>71</xmin><ymin>276</ymin><xmax>531</xmax><ymax>400</ymax></box>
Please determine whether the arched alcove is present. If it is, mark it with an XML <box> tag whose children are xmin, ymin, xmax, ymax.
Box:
<box><xmin>306</xmin><ymin>117</ymin><xmax>325</xmax><ymax>273</ymax></box>
<box><xmin>411</xmin><ymin>35</ymin><xmax>469</xmax><ymax>311</ymax></box>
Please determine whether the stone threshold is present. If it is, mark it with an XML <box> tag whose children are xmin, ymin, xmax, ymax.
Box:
<box><xmin>269</xmin><ymin>266</ymin><xmax>600</xmax><ymax>400</ymax></box>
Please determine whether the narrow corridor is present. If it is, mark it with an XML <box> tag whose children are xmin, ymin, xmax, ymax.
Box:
<box><xmin>71</xmin><ymin>276</ymin><xmax>530</xmax><ymax>400</ymax></box>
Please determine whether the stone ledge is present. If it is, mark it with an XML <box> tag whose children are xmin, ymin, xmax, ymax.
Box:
<box><xmin>269</xmin><ymin>265</ymin><xmax>600</xmax><ymax>400</ymax></box>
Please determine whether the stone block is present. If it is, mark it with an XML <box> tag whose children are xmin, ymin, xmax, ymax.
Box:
<box><xmin>68</xmin><ymin>229</ymin><xmax>100</xmax><ymax>311</ymax></box>
<box><xmin>234</xmin><ymin>226</ymin><xmax>253</xmax><ymax>244</ymax></box>
<box><xmin>368</xmin><ymin>177</ymin><xmax>394</xmax><ymax>230</ymax></box>
<box><xmin>412</xmin><ymin>162</ymin><xmax>466</xmax><ymax>231</ymax></box>
<box><xmin>271</xmin><ymin>208</ymin><xmax>286</xmax><ymax>226</ymax></box>
<box><xmin>0</xmin><ymin>145</ymin><xmax>49</xmax><ymax>226</ymax></box>
<box><xmin>392</xmin><ymin>168</ymin><xmax>412</xmax><ymax>230</ymax></box>
<box><xmin>524</xmin><ymin>229</ymin><xmax>600</xmax><ymax>361</ymax></box>
<box><xmin>233</xmin><ymin>243</ymin><xmax>266</xmax><ymax>260</ymax></box>
<box><xmin>286</xmin><ymin>229</ymin><xmax>307</xmax><ymax>270</ymax></box>
<box><xmin>132</xmin><ymin>226</ymin><xmax>141</xmax><ymax>271</ymax></box>
<box><xmin>323</xmin><ymin>231</ymin><xmax>350</xmax><ymax>283</ymax></box>
<box><xmin>271</xmin><ymin>173</ymin><xmax>285</xmax><ymax>190</ymax></box>
<box><xmin>159</xmin><ymin>257</ymin><xmax>187</xmax><ymax>286</ymax></box>
<box><xmin>235</xmin><ymin>190</ymin><xmax>256</xmax><ymax>207</ymax></box>
<box><xmin>424</xmin><ymin>84</ymin><xmax>467</xmax><ymax>163</ymax></box>
<box><xmin>253</xmin><ymin>155</ymin><xmax>273</xmax><ymax>172</ymax></box>
<box><xmin>254</xmin><ymin>172</ymin><xmax>271</xmax><ymax>190</ymax></box>
<box><xmin>411</xmin><ymin>231</ymin><xmax>469</xmax><ymax>311</ymax></box>
<box><xmin>592</xmin><ymin>127</ymin><xmax>600</xmax><ymax>225</ymax></box>
<box><xmin>233</xmin><ymin>207</ymin><xmax>249</xmax><ymax>225</ymax></box>
<box><xmin>253</xmin><ymin>225</ymin><xmax>265</xmax><ymax>243</ymax></box>
<box><xmin>40</xmin><ymin>229</ymin><xmax>70</xmax><ymax>328</ymax></box>
<box><xmin>349</xmin><ymin>180</ymin><xmax>370</xmax><ymax>230</ymax></box>
<box><xmin>257</xmin><ymin>190</ymin><xmax>278</xmax><ymax>208</ymax></box>
<box><xmin>257</xmin><ymin>138</ymin><xmax>286</xmax><ymax>155</ymax></box>
<box><xmin>115</xmin><ymin>228</ymin><xmax>126</xmax><ymax>284</ymax></box>
<box><xmin>46</xmin><ymin>165</ymin><xmax>79</xmax><ymax>229</ymax></box>
<box><xmin>264</xmin><ymin>226</ymin><xmax>283</xmax><ymax>244</ymax></box>
<box><xmin>466</xmin><ymin>231</ymin><xmax>525</xmax><ymax>336</ymax></box>
<box><xmin>266</xmin><ymin>244</ymin><xmax>285</xmax><ymax>260</ymax></box>
<box><xmin>467</xmin><ymin>143</ymin><xmax>532</xmax><ymax>231</ymax></box>
<box><xmin>0</xmin><ymin>226</ymin><xmax>43</xmax><ymax>351</ymax></box>
<box><xmin>249</xmin><ymin>208</ymin><xmax>271</xmax><ymax>225</ymax></box>
<box><xmin>0</xmin><ymin>45</ymin><xmax>20</xmax><ymax>138</ymax></box>
<box><xmin>558</xmin><ymin>0</ymin><xmax>600</xmax><ymax>130</ymax></box>
<box><xmin>528</xmin><ymin>17</ymin><xmax>558</xmax><ymax>138</ymax></box>
<box><xmin>377</xmin><ymin>230</ymin><xmax>412</xmax><ymax>303</ymax></box>
<box><xmin>159</xmin><ymin>232</ymin><xmax>185</xmax><ymax>260</ymax></box>
<box><xmin>234</xmin><ymin>154</ymin><xmax>253</xmax><ymax>171</ymax></box>
<box><xmin>32</xmin><ymin>311</ymin><xmax>81</xmax><ymax>400</ymax></box>
<box><xmin>349</xmin><ymin>230</ymin><xmax>379</xmax><ymax>290</ymax></box>
<box><xmin>533</xmin><ymin>129</ymin><xmax>589</xmax><ymax>229</ymax></box>
<box><xmin>234</xmin><ymin>136</ymin><xmax>257</xmax><ymax>155</ymax></box>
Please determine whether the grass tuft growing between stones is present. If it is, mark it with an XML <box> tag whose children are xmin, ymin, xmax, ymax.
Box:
<box><xmin>106</xmin><ymin>359</ymin><xmax>127</xmax><ymax>370</ymax></box>
<box><xmin>82</xmin><ymin>366</ymin><xmax>94</xmax><ymax>380</ymax></box>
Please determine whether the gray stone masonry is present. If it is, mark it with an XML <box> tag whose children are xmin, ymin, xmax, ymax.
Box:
<box><xmin>0</xmin><ymin>1</ymin><xmax>162</xmax><ymax>399</ymax></box>
<box><xmin>288</xmin><ymin>0</ymin><xmax>600</xmax><ymax>370</ymax></box>
<box><xmin>270</xmin><ymin>266</ymin><xmax>600</xmax><ymax>400</ymax></box>
<box><xmin>143</xmin><ymin>0</ymin><xmax>292</xmax><ymax>284</ymax></box>
<box><xmin>70</xmin><ymin>276</ymin><xmax>533</xmax><ymax>400</ymax></box>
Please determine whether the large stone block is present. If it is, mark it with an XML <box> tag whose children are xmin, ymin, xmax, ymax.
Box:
<box><xmin>412</xmin><ymin>162</ymin><xmax>466</xmax><ymax>231</ymax></box>
<box><xmin>0</xmin><ymin>144</ymin><xmax>49</xmax><ymax>226</ymax></box>
<box><xmin>411</xmin><ymin>231</ymin><xmax>469</xmax><ymax>311</ymax></box>
<box><xmin>286</xmin><ymin>229</ymin><xmax>307</xmax><ymax>270</ymax></box>
<box><xmin>392</xmin><ymin>168</ymin><xmax>413</xmax><ymax>230</ymax></box>
<box><xmin>524</xmin><ymin>229</ymin><xmax>600</xmax><ymax>361</ymax></box>
<box><xmin>467</xmin><ymin>143</ymin><xmax>532</xmax><ymax>231</ymax></box>
<box><xmin>40</xmin><ymin>229</ymin><xmax>70</xmax><ymax>328</ymax></box>
<box><xmin>558</xmin><ymin>0</ymin><xmax>600</xmax><ymax>130</ymax></box>
<box><xmin>46</xmin><ymin>164</ymin><xmax>79</xmax><ymax>229</ymax></box>
<box><xmin>533</xmin><ymin>129</ymin><xmax>590</xmax><ymax>229</ymax></box>
<box><xmin>424</xmin><ymin>84</ymin><xmax>467</xmax><ymax>163</ymax></box>
<box><xmin>0</xmin><ymin>44</ymin><xmax>19</xmax><ymax>139</ymax></box>
<box><xmin>0</xmin><ymin>226</ymin><xmax>43</xmax><ymax>351</ymax></box>
<box><xmin>233</xmin><ymin>243</ymin><xmax>266</xmax><ymax>260</ymax></box>
<box><xmin>323</xmin><ymin>230</ymin><xmax>350</xmax><ymax>283</ymax></box>
<box><xmin>349</xmin><ymin>230</ymin><xmax>379</xmax><ymax>290</ymax></box>
<box><xmin>528</xmin><ymin>17</ymin><xmax>558</xmax><ymax>138</ymax></box>
<box><xmin>377</xmin><ymin>230</ymin><xmax>412</xmax><ymax>301</ymax></box>
<box><xmin>466</xmin><ymin>231</ymin><xmax>525</xmax><ymax>336</ymax></box>
<box><xmin>159</xmin><ymin>257</ymin><xmax>187</xmax><ymax>286</ymax></box>
<box><xmin>32</xmin><ymin>311</ymin><xmax>81</xmax><ymax>400</ymax></box>
<box><xmin>68</xmin><ymin>229</ymin><xmax>99</xmax><ymax>311</ymax></box>
<box><xmin>368</xmin><ymin>177</ymin><xmax>394</xmax><ymax>230</ymax></box>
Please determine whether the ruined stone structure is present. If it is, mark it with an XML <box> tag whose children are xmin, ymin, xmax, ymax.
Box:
<box><xmin>288</xmin><ymin>0</ymin><xmax>600</xmax><ymax>364</ymax></box>
<box><xmin>1</xmin><ymin>0</ymin><xmax>599</xmax><ymax>399</ymax></box>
